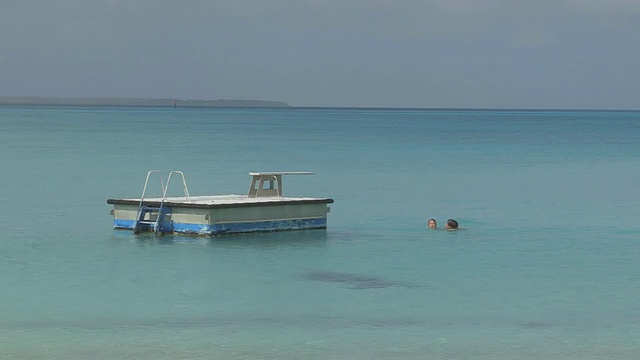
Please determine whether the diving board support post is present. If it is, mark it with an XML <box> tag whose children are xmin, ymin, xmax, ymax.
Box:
<box><xmin>248</xmin><ymin>172</ymin><xmax>314</xmax><ymax>198</ymax></box>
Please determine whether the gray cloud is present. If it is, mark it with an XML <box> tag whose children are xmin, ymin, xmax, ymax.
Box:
<box><xmin>1</xmin><ymin>0</ymin><xmax>638</xmax><ymax>108</ymax></box>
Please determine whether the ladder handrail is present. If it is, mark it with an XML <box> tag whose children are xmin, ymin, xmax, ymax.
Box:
<box><xmin>150</xmin><ymin>171</ymin><xmax>190</xmax><ymax>235</ymax></box>
<box><xmin>139</xmin><ymin>170</ymin><xmax>165</xmax><ymax>201</ymax></box>
<box><xmin>133</xmin><ymin>170</ymin><xmax>191</xmax><ymax>235</ymax></box>
<box><xmin>134</xmin><ymin>170</ymin><xmax>165</xmax><ymax>233</ymax></box>
<box><xmin>163</xmin><ymin>170</ymin><xmax>191</xmax><ymax>202</ymax></box>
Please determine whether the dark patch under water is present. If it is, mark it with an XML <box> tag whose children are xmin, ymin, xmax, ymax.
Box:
<box><xmin>301</xmin><ymin>270</ymin><xmax>419</xmax><ymax>290</ymax></box>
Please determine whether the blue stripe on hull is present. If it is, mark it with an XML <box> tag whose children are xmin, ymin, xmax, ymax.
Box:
<box><xmin>114</xmin><ymin>218</ymin><xmax>327</xmax><ymax>236</ymax></box>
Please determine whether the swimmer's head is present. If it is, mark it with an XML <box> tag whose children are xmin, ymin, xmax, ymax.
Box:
<box><xmin>445</xmin><ymin>219</ymin><xmax>459</xmax><ymax>229</ymax></box>
<box><xmin>427</xmin><ymin>218</ymin><xmax>437</xmax><ymax>229</ymax></box>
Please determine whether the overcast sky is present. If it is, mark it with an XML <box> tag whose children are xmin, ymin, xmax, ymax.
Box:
<box><xmin>1</xmin><ymin>0</ymin><xmax>638</xmax><ymax>109</ymax></box>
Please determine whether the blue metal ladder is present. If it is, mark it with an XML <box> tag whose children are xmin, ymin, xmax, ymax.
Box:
<box><xmin>134</xmin><ymin>205</ymin><xmax>172</xmax><ymax>235</ymax></box>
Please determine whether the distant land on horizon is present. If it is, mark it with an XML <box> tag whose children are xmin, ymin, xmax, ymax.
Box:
<box><xmin>1</xmin><ymin>97</ymin><xmax>637</xmax><ymax>111</ymax></box>
<box><xmin>0</xmin><ymin>96</ymin><xmax>290</xmax><ymax>108</ymax></box>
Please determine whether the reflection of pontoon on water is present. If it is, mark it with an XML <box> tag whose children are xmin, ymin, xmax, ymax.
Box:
<box><xmin>107</xmin><ymin>171</ymin><xmax>333</xmax><ymax>236</ymax></box>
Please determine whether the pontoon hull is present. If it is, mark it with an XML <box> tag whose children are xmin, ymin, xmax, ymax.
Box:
<box><xmin>108</xmin><ymin>197</ymin><xmax>332</xmax><ymax>236</ymax></box>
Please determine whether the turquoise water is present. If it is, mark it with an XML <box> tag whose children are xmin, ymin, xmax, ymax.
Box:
<box><xmin>1</xmin><ymin>106</ymin><xmax>639</xmax><ymax>359</ymax></box>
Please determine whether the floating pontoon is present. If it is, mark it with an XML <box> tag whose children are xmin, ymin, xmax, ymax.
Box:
<box><xmin>107</xmin><ymin>171</ymin><xmax>333</xmax><ymax>236</ymax></box>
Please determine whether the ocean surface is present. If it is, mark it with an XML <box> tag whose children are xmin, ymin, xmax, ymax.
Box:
<box><xmin>1</xmin><ymin>106</ymin><xmax>639</xmax><ymax>359</ymax></box>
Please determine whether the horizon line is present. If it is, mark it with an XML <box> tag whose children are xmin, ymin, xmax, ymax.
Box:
<box><xmin>0</xmin><ymin>96</ymin><xmax>637</xmax><ymax>112</ymax></box>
